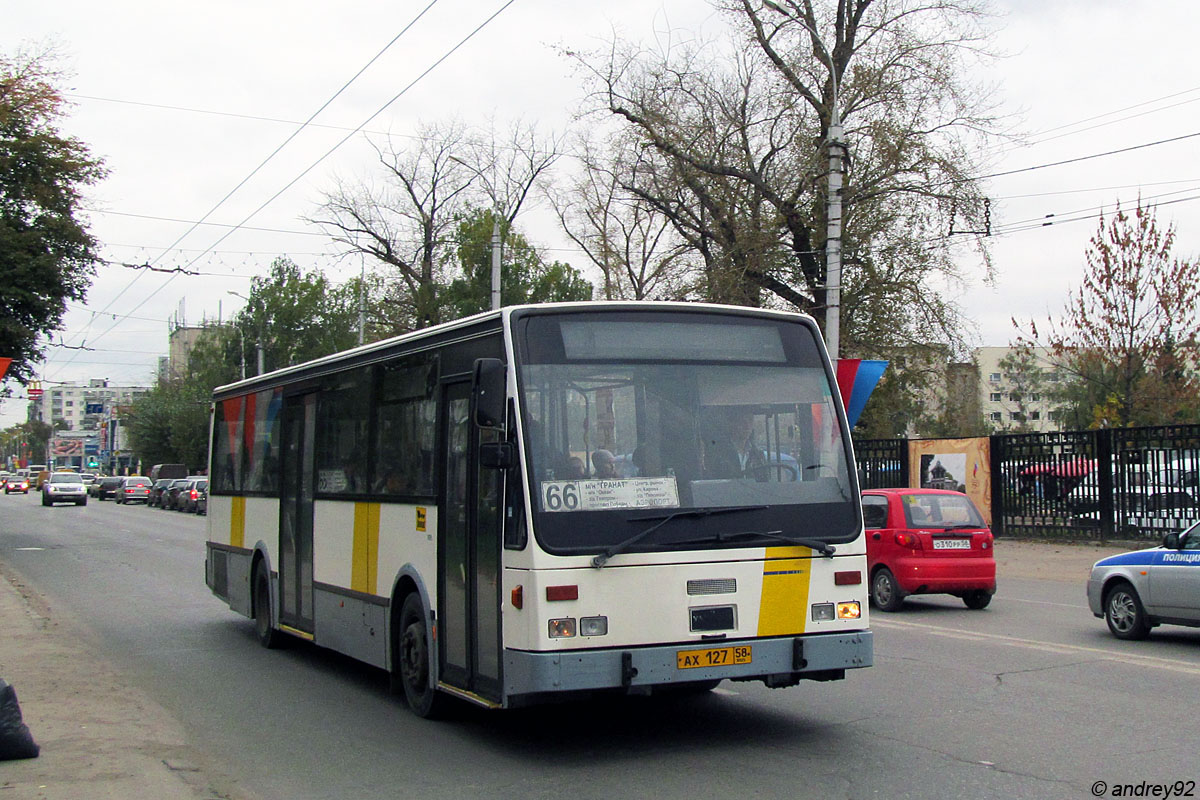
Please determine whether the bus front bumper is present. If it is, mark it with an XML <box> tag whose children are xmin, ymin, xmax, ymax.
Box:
<box><xmin>503</xmin><ymin>630</ymin><xmax>873</xmax><ymax>696</ymax></box>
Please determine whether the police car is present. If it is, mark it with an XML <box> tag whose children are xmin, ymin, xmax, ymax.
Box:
<box><xmin>1087</xmin><ymin>521</ymin><xmax>1200</xmax><ymax>640</ymax></box>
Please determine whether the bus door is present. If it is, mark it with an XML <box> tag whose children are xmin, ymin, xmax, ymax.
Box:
<box><xmin>439</xmin><ymin>380</ymin><xmax>502</xmax><ymax>702</ymax></box>
<box><xmin>279</xmin><ymin>392</ymin><xmax>316</xmax><ymax>634</ymax></box>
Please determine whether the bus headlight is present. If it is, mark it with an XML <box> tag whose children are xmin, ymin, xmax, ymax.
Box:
<box><xmin>837</xmin><ymin>601</ymin><xmax>861</xmax><ymax>620</ymax></box>
<box><xmin>811</xmin><ymin>603</ymin><xmax>835</xmax><ymax>621</ymax></box>
<box><xmin>579</xmin><ymin>616</ymin><xmax>608</xmax><ymax>637</ymax></box>
<box><xmin>548</xmin><ymin>618</ymin><xmax>577</xmax><ymax>638</ymax></box>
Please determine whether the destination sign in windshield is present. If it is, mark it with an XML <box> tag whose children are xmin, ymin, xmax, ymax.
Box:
<box><xmin>540</xmin><ymin>476</ymin><xmax>680</xmax><ymax>512</ymax></box>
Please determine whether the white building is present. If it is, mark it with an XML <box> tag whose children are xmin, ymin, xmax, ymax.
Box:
<box><xmin>975</xmin><ymin>346</ymin><xmax>1063</xmax><ymax>432</ymax></box>
<box><xmin>33</xmin><ymin>379</ymin><xmax>149</xmax><ymax>433</ymax></box>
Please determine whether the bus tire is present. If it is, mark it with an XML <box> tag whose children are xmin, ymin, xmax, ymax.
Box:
<box><xmin>397</xmin><ymin>593</ymin><xmax>445</xmax><ymax>718</ymax></box>
<box><xmin>253</xmin><ymin>561</ymin><xmax>282</xmax><ymax>649</ymax></box>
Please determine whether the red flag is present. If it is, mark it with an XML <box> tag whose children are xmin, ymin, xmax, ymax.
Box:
<box><xmin>0</xmin><ymin>358</ymin><xmax>11</xmax><ymax>382</ymax></box>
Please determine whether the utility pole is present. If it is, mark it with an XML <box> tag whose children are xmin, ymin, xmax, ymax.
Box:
<box><xmin>490</xmin><ymin>217</ymin><xmax>502</xmax><ymax>311</ymax></box>
<box><xmin>826</xmin><ymin>114</ymin><xmax>843</xmax><ymax>362</ymax></box>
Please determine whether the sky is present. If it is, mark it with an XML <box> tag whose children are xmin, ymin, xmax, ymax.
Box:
<box><xmin>3</xmin><ymin>0</ymin><xmax>1199</xmax><ymax>429</ymax></box>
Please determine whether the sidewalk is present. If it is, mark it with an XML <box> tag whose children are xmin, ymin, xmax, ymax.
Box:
<box><xmin>992</xmin><ymin>537</ymin><xmax>1139</xmax><ymax>582</ymax></box>
<box><xmin>0</xmin><ymin>561</ymin><xmax>244</xmax><ymax>800</ymax></box>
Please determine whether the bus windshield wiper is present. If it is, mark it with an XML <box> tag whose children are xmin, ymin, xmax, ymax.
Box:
<box><xmin>591</xmin><ymin>505</ymin><xmax>767</xmax><ymax>568</ymax></box>
<box><xmin>666</xmin><ymin>529</ymin><xmax>837</xmax><ymax>557</ymax></box>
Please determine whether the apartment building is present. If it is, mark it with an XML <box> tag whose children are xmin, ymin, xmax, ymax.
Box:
<box><xmin>32</xmin><ymin>379</ymin><xmax>149</xmax><ymax>432</ymax></box>
<box><xmin>975</xmin><ymin>346</ymin><xmax>1062</xmax><ymax>433</ymax></box>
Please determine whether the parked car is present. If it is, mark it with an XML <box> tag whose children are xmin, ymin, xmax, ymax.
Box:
<box><xmin>5</xmin><ymin>476</ymin><xmax>30</xmax><ymax>494</ymax></box>
<box><xmin>148</xmin><ymin>478</ymin><xmax>172</xmax><ymax>508</ymax></box>
<box><xmin>862</xmin><ymin>488</ymin><xmax>997</xmax><ymax>611</ymax></box>
<box><xmin>42</xmin><ymin>472</ymin><xmax>88</xmax><ymax>506</ymax></box>
<box><xmin>195</xmin><ymin>482</ymin><xmax>207</xmax><ymax>516</ymax></box>
<box><xmin>1086</xmin><ymin>522</ymin><xmax>1200</xmax><ymax>639</ymax></box>
<box><xmin>178</xmin><ymin>478</ymin><xmax>208</xmax><ymax>513</ymax></box>
<box><xmin>95</xmin><ymin>476</ymin><xmax>125</xmax><ymax>501</ymax></box>
<box><xmin>163</xmin><ymin>478</ymin><xmax>192</xmax><ymax>510</ymax></box>
<box><xmin>116</xmin><ymin>476</ymin><xmax>153</xmax><ymax>504</ymax></box>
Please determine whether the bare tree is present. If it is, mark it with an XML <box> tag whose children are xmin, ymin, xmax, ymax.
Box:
<box><xmin>550</xmin><ymin>133</ymin><xmax>699</xmax><ymax>300</ymax></box>
<box><xmin>312</xmin><ymin>119</ymin><xmax>570</xmax><ymax>331</ymax></box>
<box><xmin>458</xmin><ymin>117</ymin><xmax>563</xmax><ymax>225</ymax></box>
<box><xmin>570</xmin><ymin>0</ymin><xmax>998</xmax><ymax>352</ymax></box>
<box><xmin>311</xmin><ymin>121</ymin><xmax>477</xmax><ymax>332</ymax></box>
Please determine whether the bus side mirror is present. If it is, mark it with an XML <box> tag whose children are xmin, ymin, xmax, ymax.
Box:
<box><xmin>479</xmin><ymin>441</ymin><xmax>514</xmax><ymax>470</ymax></box>
<box><xmin>472</xmin><ymin>358</ymin><xmax>506</xmax><ymax>429</ymax></box>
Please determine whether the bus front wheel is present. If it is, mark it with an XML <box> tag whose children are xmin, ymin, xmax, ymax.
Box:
<box><xmin>397</xmin><ymin>593</ymin><xmax>445</xmax><ymax>718</ymax></box>
<box><xmin>253</xmin><ymin>562</ymin><xmax>282</xmax><ymax>649</ymax></box>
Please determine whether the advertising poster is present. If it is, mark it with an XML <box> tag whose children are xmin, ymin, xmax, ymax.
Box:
<box><xmin>908</xmin><ymin>438</ymin><xmax>993</xmax><ymax>526</ymax></box>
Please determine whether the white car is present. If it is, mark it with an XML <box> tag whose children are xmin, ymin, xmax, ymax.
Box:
<box><xmin>42</xmin><ymin>472</ymin><xmax>88</xmax><ymax>507</ymax></box>
<box><xmin>1087</xmin><ymin>521</ymin><xmax>1200</xmax><ymax>639</ymax></box>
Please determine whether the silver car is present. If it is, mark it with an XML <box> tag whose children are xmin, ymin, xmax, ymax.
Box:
<box><xmin>1087</xmin><ymin>522</ymin><xmax>1200</xmax><ymax>639</ymax></box>
<box><xmin>42</xmin><ymin>472</ymin><xmax>88</xmax><ymax>507</ymax></box>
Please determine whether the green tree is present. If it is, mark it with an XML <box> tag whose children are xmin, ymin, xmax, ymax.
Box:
<box><xmin>441</xmin><ymin>208</ymin><xmax>592</xmax><ymax>318</ymax></box>
<box><xmin>127</xmin><ymin>257</ymin><xmax>361</xmax><ymax>467</ymax></box>
<box><xmin>0</xmin><ymin>47</ymin><xmax>106</xmax><ymax>386</ymax></box>
<box><xmin>1016</xmin><ymin>200</ymin><xmax>1200</xmax><ymax>428</ymax></box>
<box><xmin>124</xmin><ymin>377</ymin><xmax>209</xmax><ymax>471</ymax></box>
<box><xmin>232</xmin><ymin>257</ymin><xmax>362</xmax><ymax>375</ymax></box>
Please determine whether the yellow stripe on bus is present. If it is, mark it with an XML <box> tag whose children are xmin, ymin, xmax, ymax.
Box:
<box><xmin>351</xmin><ymin>502</ymin><xmax>381</xmax><ymax>595</ymax></box>
<box><xmin>230</xmin><ymin>496</ymin><xmax>246</xmax><ymax>550</ymax></box>
<box><xmin>757</xmin><ymin>550</ymin><xmax>812</xmax><ymax>637</ymax></box>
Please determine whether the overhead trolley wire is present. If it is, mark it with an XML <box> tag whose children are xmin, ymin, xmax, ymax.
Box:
<box><xmin>49</xmin><ymin>0</ymin><xmax>447</xmax><ymax>378</ymax></box>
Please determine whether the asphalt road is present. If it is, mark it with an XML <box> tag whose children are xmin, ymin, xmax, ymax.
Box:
<box><xmin>2</xmin><ymin>493</ymin><xmax>1198</xmax><ymax>800</ymax></box>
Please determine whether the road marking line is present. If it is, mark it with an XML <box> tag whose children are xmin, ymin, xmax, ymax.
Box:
<box><xmin>1000</xmin><ymin>597</ymin><xmax>1088</xmax><ymax>610</ymax></box>
<box><xmin>872</xmin><ymin>617</ymin><xmax>1200</xmax><ymax>675</ymax></box>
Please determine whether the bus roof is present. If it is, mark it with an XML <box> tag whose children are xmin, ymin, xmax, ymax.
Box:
<box><xmin>211</xmin><ymin>301</ymin><xmax>820</xmax><ymax>400</ymax></box>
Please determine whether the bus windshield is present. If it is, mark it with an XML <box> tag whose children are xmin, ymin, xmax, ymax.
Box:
<box><xmin>515</xmin><ymin>310</ymin><xmax>857</xmax><ymax>555</ymax></box>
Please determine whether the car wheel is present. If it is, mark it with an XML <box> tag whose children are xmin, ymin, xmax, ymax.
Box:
<box><xmin>871</xmin><ymin>567</ymin><xmax>905</xmax><ymax>612</ymax></box>
<box><xmin>253</xmin><ymin>562</ymin><xmax>282</xmax><ymax>649</ymax></box>
<box><xmin>396</xmin><ymin>593</ymin><xmax>446</xmax><ymax>718</ymax></box>
<box><xmin>1104</xmin><ymin>582</ymin><xmax>1151</xmax><ymax>640</ymax></box>
<box><xmin>963</xmin><ymin>590</ymin><xmax>992</xmax><ymax>610</ymax></box>
<box><xmin>79</xmin><ymin>498</ymin><xmax>87</xmax><ymax>506</ymax></box>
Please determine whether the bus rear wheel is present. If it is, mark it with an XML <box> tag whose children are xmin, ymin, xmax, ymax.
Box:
<box><xmin>397</xmin><ymin>593</ymin><xmax>445</xmax><ymax>718</ymax></box>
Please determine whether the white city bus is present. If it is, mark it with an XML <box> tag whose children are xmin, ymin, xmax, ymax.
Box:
<box><xmin>205</xmin><ymin>302</ymin><xmax>872</xmax><ymax>716</ymax></box>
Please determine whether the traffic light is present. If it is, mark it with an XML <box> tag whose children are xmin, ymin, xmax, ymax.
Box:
<box><xmin>87</xmin><ymin>457</ymin><xmax>98</xmax><ymax>469</ymax></box>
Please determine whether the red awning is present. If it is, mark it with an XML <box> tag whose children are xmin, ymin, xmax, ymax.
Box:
<box><xmin>1019</xmin><ymin>458</ymin><xmax>1095</xmax><ymax>478</ymax></box>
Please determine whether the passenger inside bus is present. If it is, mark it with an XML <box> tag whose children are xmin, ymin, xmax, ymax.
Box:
<box><xmin>591</xmin><ymin>449</ymin><xmax>619</xmax><ymax>480</ymax></box>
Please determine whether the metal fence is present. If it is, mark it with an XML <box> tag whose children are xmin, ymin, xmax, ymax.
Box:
<box><xmin>854</xmin><ymin>437</ymin><xmax>909</xmax><ymax>490</ymax></box>
<box><xmin>854</xmin><ymin>424</ymin><xmax>1200</xmax><ymax>540</ymax></box>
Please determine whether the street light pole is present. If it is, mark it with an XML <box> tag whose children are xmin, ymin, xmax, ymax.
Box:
<box><xmin>826</xmin><ymin>108</ymin><xmax>843</xmax><ymax>363</ymax></box>
<box><xmin>227</xmin><ymin>291</ymin><xmax>263</xmax><ymax>376</ymax></box>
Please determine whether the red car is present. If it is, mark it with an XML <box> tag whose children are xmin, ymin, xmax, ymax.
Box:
<box><xmin>861</xmin><ymin>488</ymin><xmax>996</xmax><ymax>611</ymax></box>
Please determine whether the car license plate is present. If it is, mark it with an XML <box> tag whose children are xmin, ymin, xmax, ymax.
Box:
<box><xmin>932</xmin><ymin>538</ymin><xmax>972</xmax><ymax>550</ymax></box>
<box><xmin>676</xmin><ymin>645</ymin><xmax>752</xmax><ymax>669</ymax></box>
